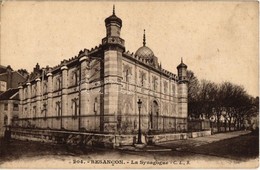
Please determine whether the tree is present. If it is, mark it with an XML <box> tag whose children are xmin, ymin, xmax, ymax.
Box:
<box><xmin>186</xmin><ymin>70</ymin><xmax>200</xmax><ymax>118</ymax></box>
<box><xmin>17</xmin><ymin>69</ymin><xmax>29</xmax><ymax>79</ymax></box>
<box><xmin>186</xmin><ymin>70</ymin><xmax>257</xmax><ymax>133</ymax></box>
<box><xmin>199</xmin><ymin>80</ymin><xmax>218</xmax><ymax>119</ymax></box>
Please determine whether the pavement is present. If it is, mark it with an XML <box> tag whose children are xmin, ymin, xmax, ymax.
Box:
<box><xmin>0</xmin><ymin>130</ymin><xmax>257</xmax><ymax>168</ymax></box>
<box><xmin>118</xmin><ymin>130</ymin><xmax>251</xmax><ymax>152</ymax></box>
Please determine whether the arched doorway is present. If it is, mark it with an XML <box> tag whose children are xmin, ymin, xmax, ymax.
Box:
<box><xmin>151</xmin><ymin>100</ymin><xmax>159</xmax><ymax>130</ymax></box>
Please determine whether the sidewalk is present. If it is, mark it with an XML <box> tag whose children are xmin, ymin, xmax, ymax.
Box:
<box><xmin>118</xmin><ymin>130</ymin><xmax>251</xmax><ymax>152</ymax></box>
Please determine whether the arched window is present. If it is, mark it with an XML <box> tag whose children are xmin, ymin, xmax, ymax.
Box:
<box><xmin>123</xmin><ymin>65</ymin><xmax>132</xmax><ymax>83</ymax></box>
<box><xmin>139</xmin><ymin>71</ymin><xmax>146</xmax><ymax>87</ymax></box>
<box><xmin>164</xmin><ymin>81</ymin><xmax>168</xmax><ymax>94</ymax></box>
<box><xmin>4</xmin><ymin>103</ymin><xmax>8</xmax><ymax>111</ymax></box>
<box><xmin>13</xmin><ymin>103</ymin><xmax>19</xmax><ymax>111</ymax></box>
<box><xmin>32</xmin><ymin>85</ymin><xmax>36</xmax><ymax>97</ymax></box>
<box><xmin>172</xmin><ymin>84</ymin><xmax>176</xmax><ymax>95</ymax></box>
<box><xmin>42</xmin><ymin>103</ymin><xmax>47</xmax><ymax>118</ymax></box>
<box><xmin>153</xmin><ymin>76</ymin><xmax>158</xmax><ymax>91</ymax></box>
<box><xmin>33</xmin><ymin>106</ymin><xmax>36</xmax><ymax>118</ymax></box>
<box><xmin>34</xmin><ymin>85</ymin><xmax>37</xmax><ymax>96</ymax></box>
<box><xmin>4</xmin><ymin>115</ymin><xmax>8</xmax><ymax>125</ymax></box>
<box><xmin>71</xmin><ymin>98</ymin><xmax>78</xmax><ymax>117</ymax></box>
<box><xmin>24</xmin><ymin>89</ymin><xmax>27</xmax><ymax>99</ymax></box>
<box><xmin>125</xmin><ymin>69</ymin><xmax>129</xmax><ymax>82</ymax></box>
<box><xmin>24</xmin><ymin>107</ymin><xmax>27</xmax><ymax>116</ymax></box>
<box><xmin>56</xmin><ymin>101</ymin><xmax>61</xmax><ymax>117</ymax></box>
<box><xmin>73</xmin><ymin>71</ymin><xmax>78</xmax><ymax>86</ymax></box>
<box><xmin>56</xmin><ymin>77</ymin><xmax>62</xmax><ymax>90</ymax></box>
<box><xmin>43</xmin><ymin>82</ymin><xmax>47</xmax><ymax>94</ymax></box>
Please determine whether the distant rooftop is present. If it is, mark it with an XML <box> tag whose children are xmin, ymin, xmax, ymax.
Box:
<box><xmin>0</xmin><ymin>88</ymin><xmax>19</xmax><ymax>100</ymax></box>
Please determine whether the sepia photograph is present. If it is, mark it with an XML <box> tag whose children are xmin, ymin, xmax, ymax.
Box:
<box><xmin>0</xmin><ymin>1</ymin><xmax>259</xmax><ymax>169</ymax></box>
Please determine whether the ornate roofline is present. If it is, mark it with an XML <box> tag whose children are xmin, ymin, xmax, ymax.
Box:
<box><xmin>123</xmin><ymin>51</ymin><xmax>178</xmax><ymax>81</ymax></box>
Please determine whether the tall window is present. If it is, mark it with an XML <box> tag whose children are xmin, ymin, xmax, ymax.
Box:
<box><xmin>43</xmin><ymin>82</ymin><xmax>48</xmax><ymax>94</ymax></box>
<box><xmin>24</xmin><ymin>107</ymin><xmax>27</xmax><ymax>115</ymax></box>
<box><xmin>153</xmin><ymin>76</ymin><xmax>158</xmax><ymax>91</ymax></box>
<box><xmin>72</xmin><ymin>71</ymin><xmax>78</xmax><ymax>86</ymax></box>
<box><xmin>125</xmin><ymin>69</ymin><xmax>130</xmax><ymax>82</ymax></box>
<box><xmin>139</xmin><ymin>71</ymin><xmax>146</xmax><ymax>87</ymax></box>
<box><xmin>172</xmin><ymin>84</ymin><xmax>176</xmax><ymax>95</ymax></box>
<box><xmin>71</xmin><ymin>98</ymin><xmax>78</xmax><ymax>117</ymax></box>
<box><xmin>56</xmin><ymin>77</ymin><xmax>62</xmax><ymax>90</ymax></box>
<box><xmin>35</xmin><ymin>85</ymin><xmax>37</xmax><ymax>96</ymax></box>
<box><xmin>4</xmin><ymin>115</ymin><xmax>7</xmax><ymax>125</ymax></box>
<box><xmin>123</xmin><ymin>65</ymin><xmax>132</xmax><ymax>83</ymax></box>
<box><xmin>56</xmin><ymin>101</ymin><xmax>61</xmax><ymax>117</ymax></box>
<box><xmin>164</xmin><ymin>81</ymin><xmax>168</xmax><ymax>94</ymax></box>
<box><xmin>13</xmin><ymin>103</ymin><xmax>19</xmax><ymax>111</ymax></box>
<box><xmin>33</xmin><ymin>106</ymin><xmax>36</xmax><ymax>118</ymax></box>
<box><xmin>4</xmin><ymin>103</ymin><xmax>8</xmax><ymax>110</ymax></box>
<box><xmin>32</xmin><ymin>85</ymin><xmax>36</xmax><ymax>97</ymax></box>
<box><xmin>42</xmin><ymin>103</ymin><xmax>47</xmax><ymax>118</ymax></box>
<box><xmin>24</xmin><ymin>89</ymin><xmax>27</xmax><ymax>99</ymax></box>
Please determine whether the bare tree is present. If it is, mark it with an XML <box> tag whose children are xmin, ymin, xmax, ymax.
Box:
<box><xmin>187</xmin><ymin>70</ymin><xmax>200</xmax><ymax>118</ymax></box>
<box><xmin>187</xmin><ymin>70</ymin><xmax>257</xmax><ymax>133</ymax></box>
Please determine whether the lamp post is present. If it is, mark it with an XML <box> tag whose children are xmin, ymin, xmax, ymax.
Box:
<box><xmin>137</xmin><ymin>99</ymin><xmax>142</xmax><ymax>144</ymax></box>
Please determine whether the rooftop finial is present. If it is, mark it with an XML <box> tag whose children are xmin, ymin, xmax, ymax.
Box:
<box><xmin>143</xmin><ymin>29</ymin><xmax>146</xmax><ymax>46</ymax></box>
<box><xmin>113</xmin><ymin>4</ymin><xmax>115</xmax><ymax>15</ymax></box>
<box><xmin>181</xmin><ymin>57</ymin><xmax>183</xmax><ymax>63</ymax></box>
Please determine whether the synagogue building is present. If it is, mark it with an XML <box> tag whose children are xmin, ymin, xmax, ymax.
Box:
<box><xmin>13</xmin><ymin>7</ymin><xmax>188</xmax><ymax>146</ymax></box>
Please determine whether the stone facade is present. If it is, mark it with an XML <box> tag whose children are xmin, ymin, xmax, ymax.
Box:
<box><xmin>13</xmin><ymin>7</ymin><xmax>188</xmax><ymax>145</ymax></box>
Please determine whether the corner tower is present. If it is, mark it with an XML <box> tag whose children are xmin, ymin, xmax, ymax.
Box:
<box><xmin>101</xmin><ymin>6</ymin><xmax>124</xmax><ymax>133</ymax></box>
<box><xmin>177</xmin><ymin>58</ymin><xmax>188</xmax><ymax>127</ymax></box>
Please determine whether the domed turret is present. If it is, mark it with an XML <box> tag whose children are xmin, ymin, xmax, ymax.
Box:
<box><xmin>105</xmin><ymin>6</ymin><xmax>122</xmax><ymax>28</ymax></box>
<box><xmin>104</xmin><ymin>5</ymin><xmax>122</xmax><ymax>37</ymax></box>
<box><xmin>135</xmin><ymin>46</ymin><xmax>154</xmax><ymax>59</ymax></box>
<box><xmin>102</xmin><ymin>5</ymin><xmax>125</xmax><ymax>51</ymax></box>
<box><xmin>177</xmin><ymin>58</ymin><xmax>188</xmax><ymax>82</ymax></box>
<box><xmin>135</xmin><ymin>29</ymin><xmax>154</xmax><ymax>59</ymax></box>
<box><xmin>177</xmin><ymin>58</ymin><xmax>187</xmax><ymax>69</ymax></box>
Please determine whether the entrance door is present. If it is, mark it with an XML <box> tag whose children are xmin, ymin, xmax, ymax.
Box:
<box><xmin>151</xmin><ymin>100</ymin><xmax>159</xmax><ymax>130</ymax></box>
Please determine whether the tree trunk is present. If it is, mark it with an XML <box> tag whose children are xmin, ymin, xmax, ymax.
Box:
<box><xmin>217</xmin><ymin>117</ymin><xmax>220</xmax><ymax>133</ymax></box>
<box><xmin>228</xmin><ymin>120</ymin><xmax>231</xmax><ymax>131</ymax></box>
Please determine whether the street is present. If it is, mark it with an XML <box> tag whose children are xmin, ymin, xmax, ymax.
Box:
<box><xmin>0</xmin><ymin>130</ymin><xmax>258</xmax><ymax>168</ymax></box>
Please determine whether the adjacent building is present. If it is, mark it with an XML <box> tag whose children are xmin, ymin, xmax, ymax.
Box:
<box><xmin>0</xmin><ymin>65</ymin><xmax>27</xmax><ymax>94</ymax></box>
<box><xmin>0</xmin><ymin>88</ymin><xmax>19</xmax><ymax>136</ymax></box>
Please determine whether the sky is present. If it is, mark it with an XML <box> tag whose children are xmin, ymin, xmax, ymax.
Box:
<box><xmin>0</xmin><ymin>1</ymin><xmax>258</xmax><ymax>97</ymax></box>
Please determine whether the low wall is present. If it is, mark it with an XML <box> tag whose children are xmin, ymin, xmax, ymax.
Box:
<box><xmin>187</xmin><ymin>130</ymin><xmax>211</xmax><ymax>138</ymax></box>
<box><xmin>10</xmin><ymin>128</ymin><xmax>212</xmax><ymax>148</ymax></box>
<box><xmin>10</xmin><ymin>128</ymin><xmax>137</xmax><ymax>148</ymax></box>
<box><xmin>146</xmin><ymin>133</ymin><xmax>187</xmax><ymax>144</ymax></box>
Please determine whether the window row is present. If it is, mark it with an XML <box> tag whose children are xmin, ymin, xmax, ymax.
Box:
<box><xmin>3</xmin><ymin>103</ymin><xmax>19</xmax><ymax>111</ymax></box>
<box><xmin>23</xmin><ymin>70</ymin><xmax>80</xmax><ymax>98</ymax></box>
<box><xmin>123</xmin><ymin>65</ymin><xmax>177</xmax><ymax>94</ymax></box>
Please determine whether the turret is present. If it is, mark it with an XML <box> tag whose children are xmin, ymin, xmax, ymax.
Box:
<box><xmin>177</xmin><ymin>58</ymin><xmax>188</xmax><ymax>83</ymax></box>
<box><xmin>102</xmin><ymin>5</ymin><xmax>125</xmax><ymax>52</ymax></box>
<box><xmin>105</xmin><ymin>5</ymin><xmax>122</xmax><ymax>37</ymax></box>
<box><xmin>177</xmin><ymin>57</ymin><xmax>188</xmax><ymax>126</ymax></box>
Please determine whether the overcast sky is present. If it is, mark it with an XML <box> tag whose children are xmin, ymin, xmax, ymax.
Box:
<box><xmin>1</xmin><ymin>1</ymin><xmax>258</xmax><ymax>97</ymax></box>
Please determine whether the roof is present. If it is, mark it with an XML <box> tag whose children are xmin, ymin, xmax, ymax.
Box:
<box><xmin>177</xmin><ymin>58</ymin><xmax>187</xmax><ymax>69</ymax></box>
<box><xmin>104</xmin><ymin>6</ymin><xmax>122</xmax><ymax>27</ymax></box>
<box><xmin>135</xmin><ymin>29</ymin><xmax>155</xmax><ymax>60</ymax></box>
<box><xmin>0</xmin><ymin>88</ymin><xmax>19</xmax><ymax>100</ymax></box>
<box><xmin>135</xmin><ymin>46</ymin><xmax>154</xmax><ymax>59</ymax></box>
<box><xmin>0</xmin><ymin>65</ymin><xmax>13</xmax><ymax>74</ymax></box>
